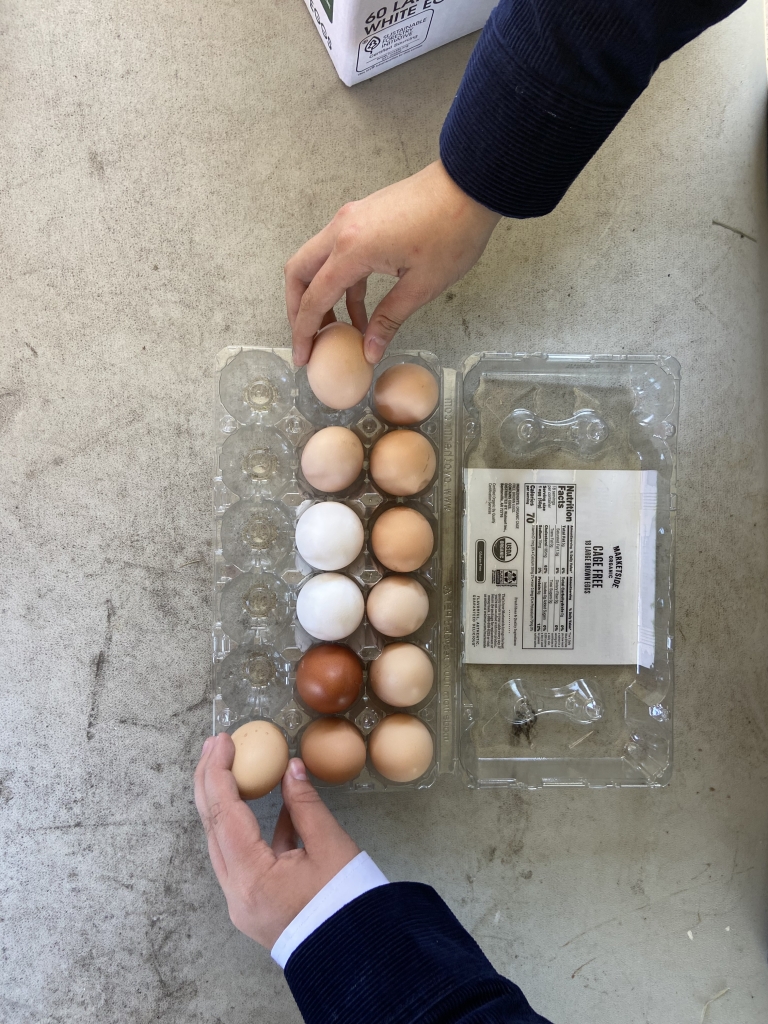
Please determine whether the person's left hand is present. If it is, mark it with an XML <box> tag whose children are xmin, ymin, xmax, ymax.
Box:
<box><xmin>194</xmin><ymin>732</ymin><xmax>360</xmax><ymax>949</ymax></box>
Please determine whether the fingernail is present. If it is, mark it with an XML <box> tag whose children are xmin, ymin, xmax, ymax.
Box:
<box><xmin>289</xmin><ymin>758</ymin><xmax>307</xmax><ymax>781</ymax></box>
<box><xmin>364</xmin><ymin>336</ymin><xmax>388</xmax><ymax>364</ymax></box>
<box><xmin>202</xmin><ymin>736</ymin><xmax>213</xmax><ymax>753</ymax></box>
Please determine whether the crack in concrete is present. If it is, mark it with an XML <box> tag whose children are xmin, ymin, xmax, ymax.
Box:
<box><xmin>86</xmin><ymin>599</ymin><xmax>116</xmax><ymax>741</ymax></box>
<box><xmin>712</xmin><ymin>219</ymin><xmax>757</xmax><ymax>243</ymax></box>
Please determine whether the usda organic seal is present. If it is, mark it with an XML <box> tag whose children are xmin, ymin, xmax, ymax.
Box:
<box><xmin>492</xmin><ymin>536</ymin><xmax>518</xmax><ymax>562</ymax></box>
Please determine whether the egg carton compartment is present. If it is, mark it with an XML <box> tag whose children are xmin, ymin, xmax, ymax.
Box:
<box><xmin>295</xmin><ymin>365</ymin><xmax>371</xmax><ymax>429</ymax></box>
<box><xmin>214</xmin><ymin>642</ymin><xmax>293</xmax><ymax>729</ymax></box>
<box><xmin>219</xmin><ymin>499</ymin><xmax>296</xmax><ymax>572</ymax></box>
<box><xmin>213</xmin><ymin>347</ymin><xmax>677</xmax><ymax>792</ymax></box>
<box><xmin>219</xmin><ymin>348</ymin><xmax>295</xmax><ymax>427</ymax></box>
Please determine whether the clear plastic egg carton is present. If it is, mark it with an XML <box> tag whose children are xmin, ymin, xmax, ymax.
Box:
<box><xmin>456</xmin><ymin>354</ymin><xmax>678</xmax><ymax>789</ymax></box>
<box><xmin>212</xmin><ymin>348</ymin><xmax>678</xmax><ymax>791</ymax></box>
<box><xmin>212</xmin><ymin>346</ymin><xmax>452</xmax><ymax>791</ymax></box>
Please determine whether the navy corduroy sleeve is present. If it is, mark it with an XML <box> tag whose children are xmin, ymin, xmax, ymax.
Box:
<box><xmin>285</xmin><ymin>882</ymin><xmax>553</xmax><ymax>1024</ymax></box>
<box><xmin>440</xmin><ymin>0</ymin><xmax>747</xmax><ymax>217</ymax></box>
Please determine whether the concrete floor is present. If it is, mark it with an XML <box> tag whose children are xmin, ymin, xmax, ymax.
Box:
<box><xmin>1</xmin><ymin>1</ymin><xmax>767</xmax><ymax>1022</ymax></box>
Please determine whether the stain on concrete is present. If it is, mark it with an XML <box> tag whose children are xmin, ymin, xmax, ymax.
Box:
<box><xmin>86</xmin><ymin>599</ymin><xmax>115</xmax><ymax>741</ymax></box>
<box><xmin>0</xmin><ymin>390</ymin><xmax>23</xmax><ymax>434</ymax></box>
<box><xmin>88</xmin><ymin>149</ymin><xmax>106</xmax><ymax>179</ymax></box>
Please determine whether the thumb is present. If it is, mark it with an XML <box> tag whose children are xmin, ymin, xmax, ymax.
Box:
<box><xmin>281</xmin><ymin>758</ymin><xmax>359</xmax><ymax>860</ymax></box>
<box><xmin>363</xmin><ymin>273</ymin><xmax>430</xmax><ymax>364</ymax></box>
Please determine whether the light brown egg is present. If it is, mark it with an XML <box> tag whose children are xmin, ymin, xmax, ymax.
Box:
<box><xmin>306</xmin><ymin>322</ymin><xmax>374</xmax><ymax>410</ymax></box>
<box><xmin>373</xmin><ymin>363</ymin><xmax>439</xmax><ymax>425</ymax></box>
<box><xmin>301</xmin><ymin>427</ymin><xmax>364</xmax><ymax>493</ymax></box>
<box><xmin>371</xmin><ymin>506</ymin><xmax>434</xmax><ymax>572</ymax></box>
<box><xmin>369</xmin><ymin>643</ymin><xmax>434</xmax><ymax>707</ymax></box>
<box><xmin>230</xmin><ymin>720</ymin><xmax>290</xmax><ymax>800</ymax></box>
<box><xmin>300</xmin><ymin>717</ymin><xmax>367</xmax><ymax>784</ymax></box>
<box><xmin>369</xmin><ymin>430</ymin><xmax>436</xmax><ymax>496</ymax></box>
<box><xmin>368</xmin><ymin>713</ymin><xmax>434</xmax><ymax>782</ymax></box>
<box><xmin>366</xmin><ymin>575</ymin><xmax>430</xmax><ymax>637</ymax></box>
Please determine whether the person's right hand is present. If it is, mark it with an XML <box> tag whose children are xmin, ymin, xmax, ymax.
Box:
<box><xmin>194</xmin><ymin>733</ymin><xmax>360</xmax><ymax>949</ymax></box>
<box><xmin>285</xmin><ymin>160</ymin><xmax>501</xmax><ymax>368</ymax></box>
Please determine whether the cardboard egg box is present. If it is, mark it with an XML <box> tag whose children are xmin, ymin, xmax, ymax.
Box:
<box><xmin>213</xmin><ymin>348</ymin><xmax>679</xmax><ymax>790</ymax></box>
<box><xmin>300</xmin><ymin>0</ymin><xmax>498</xmax><ymax>87</ymax></box>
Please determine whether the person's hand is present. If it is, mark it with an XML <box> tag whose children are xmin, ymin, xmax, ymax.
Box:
<box><xmin>285</xmin><ymin>160</ymin><xmax>501</xmax><ymax>367</ymax></box>
<box><xmin>194</xmin><ymin>732</ymin><xmax>360</xmax><ymax>949</ymax></box>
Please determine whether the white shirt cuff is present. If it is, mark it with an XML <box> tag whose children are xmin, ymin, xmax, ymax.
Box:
<box><xmin>271</xmin><ymin>851</ymin><xmax>389</xmax><ymax>969</ymax></box>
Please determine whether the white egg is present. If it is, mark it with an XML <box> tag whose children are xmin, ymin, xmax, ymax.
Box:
<box><xmin>296</xmin><ymin>573</ymin><xmax>365</xmax><ymax>641</ymax></box>
<box><xmin>295</xmin><ymin>502</ymin><xmax>364</xmax><ymax>571</ymax></box>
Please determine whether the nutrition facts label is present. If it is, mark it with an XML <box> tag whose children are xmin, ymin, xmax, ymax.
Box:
<box><xmin>463</xmin><ymin>469</ymin><xmax>657</xmax><ymax>666</ymax></box>
<box><xmin>523</xmin><ymin>483</ymin><xmax>575</xmax><ymax>649</ymax></box>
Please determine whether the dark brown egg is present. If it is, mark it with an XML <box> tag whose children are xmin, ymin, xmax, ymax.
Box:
<box><xmin>296</xmin><ymin>644</ymin><xmax>363</xmax><ymax>714</ymax></box>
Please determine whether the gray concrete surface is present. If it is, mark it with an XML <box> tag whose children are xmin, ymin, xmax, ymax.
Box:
<box><xmin>1</xmin><ymin>1</ymin><xmax>767</xmax><ymax>1022</ymax></box>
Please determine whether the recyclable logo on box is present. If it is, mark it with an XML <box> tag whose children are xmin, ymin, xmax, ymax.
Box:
<box><xmin>356</xmin><ymin>8</ymin><xmax>433</xmax><ymax>72</ymax></box>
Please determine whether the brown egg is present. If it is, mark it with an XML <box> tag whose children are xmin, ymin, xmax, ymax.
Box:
<box><xmin>230</xmin><ymin>720</ymin><xmax>290</xmax><ymax>800</ymax></box>
<box><xmin>366</xmin><ymin>575</ymin><xmax>430</xmax><ymax>637</ymax></box>
<box><xmin>296</xmin><ymin>644</ymin><xmax>363</xmax><ymax>714</ymax></box>
<box><xmin>370</xmin><ymin>643</ymin><xmax>434</xmax><ymax>707</ymax></box>
<box><xmin>373</xmin><ymin>363</ymin><xmax>439</xmax><ymax>425</ymax></box>
<box><xmin>301</xmin><ymin>427</ymin><xmax>364</xmax><ymax>493</ymax></box>
<box><xmin>371</xmin><ymin>507</ymin><xmax>434</xmax><ymax>572</ymax></box>
<box><xmin>300</xmin><ymin>717</ymin><xmax>367</xmax><ymax>784</ymax></box>
<box><xmin>368</xmin><ymin>714</ymin><xmax>434</xmax><ymax>782</ymax></box>
<box><xmin>306</xmin><ymin>322</ymin><xmax>374</xmax><ymax>410</ymax></box>
<box><xmin>369</xmin><ymin>430</ymin><xmax>436</xmax><ymax>496</ymax></box>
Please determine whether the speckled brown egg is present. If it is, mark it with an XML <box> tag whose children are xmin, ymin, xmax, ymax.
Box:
<box><xmin>366</xmin><ymin>575</ymin><xmax>430</xmax><ymax>637</ymax></box>
<box><xmin>230</xmin><ymin>720</ymin><xmax>290</xmax><ymax>800</ymax></box>
<box><xmin>301</xmin><ymin>427</ymin><xmax>364</xmax><ymax>493</ymax></box>
<box><xmin>371</xmin><ymin>506</ymin><xmax>434</xmax><ymax>572</ymax></box>
<box><xmin>373</xmin><ymin>363</ymin><xmax>439</xmax><ymax>425</ymax></box>
<box><xmin>300</xmin><ymin>717</ymin><xmax>367</xmax><ymax>784</ymax></box>
<box><xmin>368</xmin><ymin>713</ymin><xmax>434</xmax><ymax>783</ymax></box>
<box><xmin>306</xmin><ymin>322</ymin><xmax>373</xmax><ymax>410</ymax></box>
<box><xmin>369</xmin><ymin>643</ymin><xmax>434</xmax><ymax>707</ymax></box>
<box><xmin>296</xmin><ymin>644</ymin><xmax>363</xmax><ymax>714</ymax></box>
<box><xmin>369</xmin><ymin>430</ymin><xmax>436</xmax><ymax>496</ymax></box>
